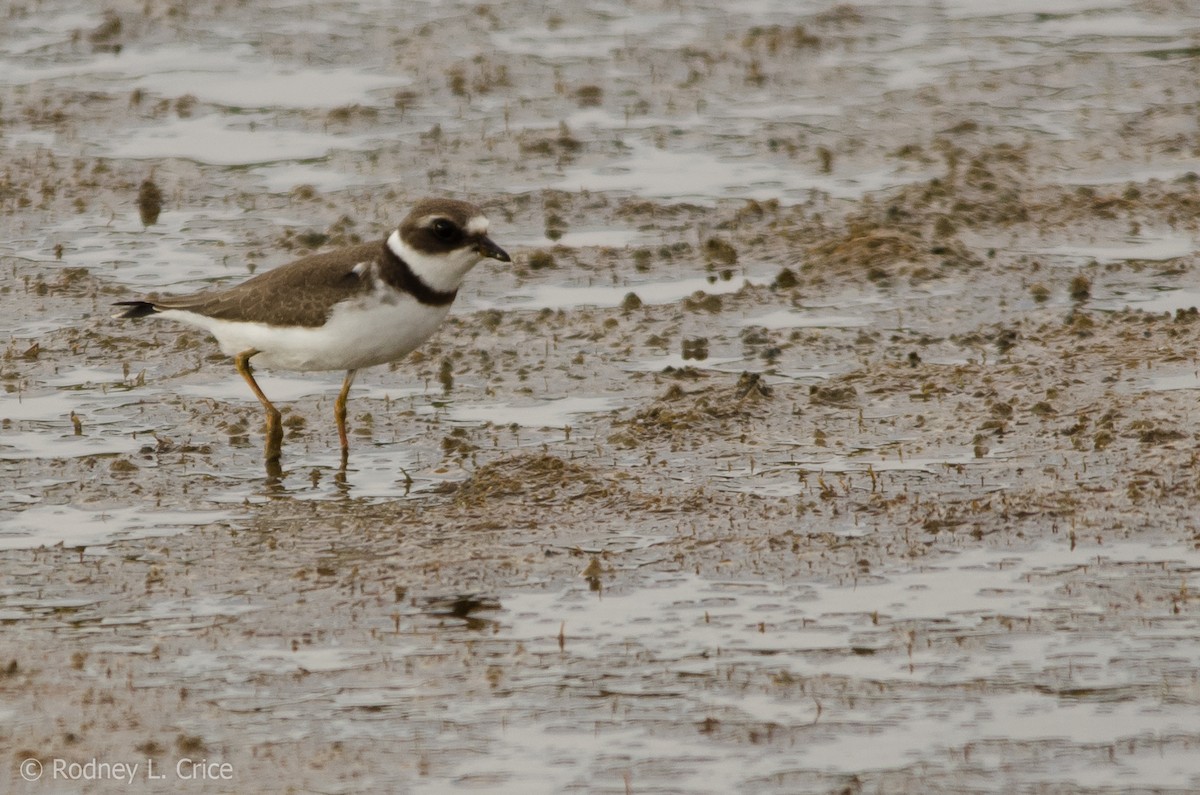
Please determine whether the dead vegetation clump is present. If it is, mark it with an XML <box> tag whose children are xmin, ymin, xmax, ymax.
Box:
<box><xmin>612</xmin><ymin>373</ymin><xmax>774</xmax><ymax>445</ymax></box>
<box><xmin>806</xmin><ymin>223</ymin><xmax>923</xmax><ymax>278</ymax></box>
<box><xmin>804</xmin><ymin>217</ymin><xmax>982</xmax><ymax>282</ymax></box>
<box><xmin>453</xmin><ymin>453</ymin><xmax>611</xmax><ymax>506</ymax></box>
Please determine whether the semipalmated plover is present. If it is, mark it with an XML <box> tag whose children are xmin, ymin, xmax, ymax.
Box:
<box><xmin>115</xmin><ymin>198</ymin><xmax>510</xmax><ymax>468</ymax></box>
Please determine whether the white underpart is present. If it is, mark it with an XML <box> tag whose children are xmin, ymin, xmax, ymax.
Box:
<box><xmin>388</xmin><ymin>225</ymin><xmax>487</xmax><ymax>295</ymax></box>
<box><xmin>157</xmin><ymin>279</ymin><xmax>453</xmax><ymax>372</ymax></box>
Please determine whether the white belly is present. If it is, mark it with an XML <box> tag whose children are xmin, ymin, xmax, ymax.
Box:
<box><xmin>159</xmin><ymin>294</ymin><xmax>452</xmax><ymax>372</ymax></box>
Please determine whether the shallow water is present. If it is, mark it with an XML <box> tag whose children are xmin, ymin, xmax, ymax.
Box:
<box><xmin>4</xmin><ymin>1</ymin><xmax>1200</xmax><ymax>793</ymax></box>
<box><xmin>0</xmin><ymin>504</ymin><xmax>232</xmax><ymax>552</ymax></box>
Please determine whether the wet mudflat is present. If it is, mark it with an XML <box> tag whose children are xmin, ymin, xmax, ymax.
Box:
<box><xmin>3</xmin><ymin>1</ymin><xmax>1200</xmax><ymax>793</ymax></box>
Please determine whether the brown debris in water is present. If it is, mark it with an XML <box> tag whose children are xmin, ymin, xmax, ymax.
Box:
<box><xmin>454</xmin><ymin>453</ymin><xmax>612</xmax><ymax>506</ymax></box>
<box><xmin>137</xmin><ymin>177</ymin><xmax>164</xmax><ymax>226</ymax></box>
<box><xmin>616</xmin><ymin>373</ymin><xmax>775</xmax><ymax>443</ymax></box>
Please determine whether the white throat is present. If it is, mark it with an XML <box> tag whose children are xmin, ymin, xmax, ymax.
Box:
<box><xmin>387</xmin><ymin>229</ymin><xmax>482</xmax><ymax>295</ymax></box>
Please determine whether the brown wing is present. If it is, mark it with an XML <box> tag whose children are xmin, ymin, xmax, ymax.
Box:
<box><xmin>150</xmin><ymin>242</ymin><xmax>381</xmax><ymax>328</ymax></box>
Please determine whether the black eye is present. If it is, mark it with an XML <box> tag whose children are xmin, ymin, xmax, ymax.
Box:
<box><xmin>430</xmin><ymin>218</ymin><xmax>458</xmax><ymax>241</ymax></box>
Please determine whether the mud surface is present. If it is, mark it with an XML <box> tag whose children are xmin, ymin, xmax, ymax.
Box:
<box><xmin>3</xmin><ymin>2</ymin><xmax>1200</xmax><ymax>793</ymax></box>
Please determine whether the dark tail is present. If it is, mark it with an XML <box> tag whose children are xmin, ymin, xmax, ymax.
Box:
<box><xmin>113</xmin><ymin>301</ymin><xmax>159</xmax><ymax>319</ymax></box>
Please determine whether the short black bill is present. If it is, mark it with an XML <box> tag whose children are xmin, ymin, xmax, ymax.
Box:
<box><xmin>475</xmin><ymin>235</ymin><xmax>511</xmax><ymax>263</ymax></box>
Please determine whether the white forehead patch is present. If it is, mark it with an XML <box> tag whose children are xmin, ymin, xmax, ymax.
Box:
<box><xmin>386</xmin><ymin>229</ymin><xmax>407</xmax><ymax>259</ymax></box>
<box><xmin>466</xmin><ymin>216</ymin><xmax>489</xmax><ymax>236</ymax></box>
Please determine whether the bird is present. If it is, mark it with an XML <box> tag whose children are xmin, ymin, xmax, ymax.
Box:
<box><xmin>115</xmin><ymin>197</ymin><xmax>510</xmax><ymax>470</ymax></box>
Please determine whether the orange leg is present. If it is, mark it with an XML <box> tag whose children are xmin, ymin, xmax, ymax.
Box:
<box><xmin>235</xmin><ymin>350</ymin><xmax>282</xmax><ymax>463</ymax></box>
<box><xmin>335</xmin><ymin>368</ymin><xmax>358</xmax><ymax>464</ymax></box>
